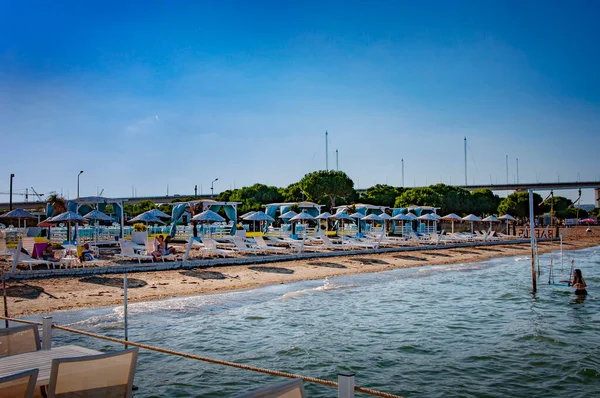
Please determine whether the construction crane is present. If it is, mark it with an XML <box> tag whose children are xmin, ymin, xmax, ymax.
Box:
<box><xmin>0</xmin><ymin>187</ymin><xmax>45</xmax><ymax>202</ymax></box>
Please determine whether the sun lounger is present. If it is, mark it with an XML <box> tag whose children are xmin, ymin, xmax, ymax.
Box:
<box><xmin>253</xmin><ymin>236</ymin><xmax>290</xmax><ymax>254</ymax></box>
<box><xmin>8</xmin><ymin>241</ymin><xmax>55</xmax><ymax>272</ymax></box>
<box><xmin>200</xmin><ymin>237</ymin><xmax>237</xmax><ymax>258</ymax></box>
<box><xmin>115</xmin><ymin>240</ymin><xmax>154</xmax><ymax>264</ymax></box>
<box><xmin>232</xmin><ymin>236</ymin><xmax>258</xmax><ymax>255</ymax></box>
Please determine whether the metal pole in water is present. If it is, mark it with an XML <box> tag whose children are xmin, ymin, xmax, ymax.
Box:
<box><xmin>124</xmin><ymin>274</ymin><xmax>128</xmax><ymax>349</ymax></box>
<box><xmin>42</xmin><ymin>317</ymin><xmax>52</xmax><ymax>349</ymax></box>
<box><xmin>529</xmin><ymin>189</ymin><xmax>537</xmax><ymax>293</ymax></box>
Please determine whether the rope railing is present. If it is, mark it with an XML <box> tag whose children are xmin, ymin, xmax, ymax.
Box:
<box><xmin>0</xmin><ymin>316</ymin><xmax>403</xmax><ymax>398</ymax></box>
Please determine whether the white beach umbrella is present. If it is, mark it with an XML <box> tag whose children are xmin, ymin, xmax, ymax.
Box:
<box><xmin>241</xmin><ymin>211</ymin><xmax>256</xmax><ymax>220</ymax></box>
<box><xmin>462</xmin><ymin>214</ymin><xmax>482</xmax><ymax>234</ymax></box>
<box><xmin>290</xmin><ymin>210</ymin><xmax>315</xmax><ymax>235</ymax></box>
<box><xmin>84</xmin><ymin>209</ymin><xmax>115</xmax><ymax>244</ymax></box>
<box><xmin>499</xmin><ymin>214</ymin><xmax>516</xmax><ymax>234</ymax></box>
<box><xmin>244</xmin><ymin>211</ymin><xmax>275</xmax><ymax>233</ymax></box>
<box><xmin>315</xmin><ymin>212</ymin><xmax>332</xmax><ymax>231</ymax></box>
<box><xmin>404</xmin><ymin>213</ymin><xmax>417</xmax><ymax>220</ymax></box>
<box><xmin>130</xmin><ymin>211</ymin><xmax>165</xmax><ymax>225</ymax></box>
<box><xmin>147</xmin><ymin>208</ymin><xmax>171</xmax><ymax>219</ymax></box>
<box><xmin>482</xmin><ymin>215</ymin><xmax>500</xmax><ymax>231</ymax></box>
<box><xmin>0</xmin><ymin>208</ymin><xmax>36</xmax><ymax>228</ymax></box>
<box><xmin>279</xmin><ymin>210</ymin><xmax>298</xmax><ymax>220</ymax></box>
<box><xmin>48</xmin><ymin>211</ymin><xmax>89</xmax><ymax>242</ymax></box>
<box><xmin>417</xmin><ymin>213</ymin><xmax>438</xmax><ymax>232</ymax></box>
<box><xmin>391</xmin><ymin>213</ymin><xmax>412</xmax><ymax>234</ymax></box>
<box><xmin>330</xmin><ymin>212</ymin><xmax>354</xmax><ymax>240</ymax></box>
<box><xmin>362</xmin><ymin>213</ymin><xmax>383</xmax><ymax>233</ymax></box>
<box><xmin>429</xmin><ymin>213</ymin><xmax>441</xmax><ymax>220</ymax></box>
<box><xmin>442</xmin><ymin>213</ymin><xmax>462</xmax><ymax>233</ymax></box>
<box><xmin>192</xmin><ymin>209</ymin><xmax>226</xmax><ymax>237</ymax></box>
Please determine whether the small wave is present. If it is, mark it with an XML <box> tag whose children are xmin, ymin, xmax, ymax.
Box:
<box><xmin>515</xmin><ymin>256</ymin><xmax>530</xmax><ymax>262</ymax></box>
<box><xmin>281</xmin><ymin>278</ymin><xmax>356</xmax><ymax>300</ymax></box>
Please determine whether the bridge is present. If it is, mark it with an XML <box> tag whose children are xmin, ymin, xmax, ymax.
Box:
<box><xmin>1</xmin><ymin>181</ymin><xmax>599</xmax><ymax>213</ymax></box>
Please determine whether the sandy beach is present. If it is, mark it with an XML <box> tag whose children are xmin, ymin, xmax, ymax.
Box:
<box><xmin>3</xmin><ymin>227</ymin><xmax>599</xmax><ymax>318</ymax></box>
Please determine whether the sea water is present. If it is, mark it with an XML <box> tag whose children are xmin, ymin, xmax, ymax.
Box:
<box><xmin>41</xmin><ymin>246</ymin><xmax>600</xmax><ymax>397</ymax></box>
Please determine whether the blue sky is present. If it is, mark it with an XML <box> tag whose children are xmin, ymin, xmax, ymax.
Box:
<box><xmin>1</xmin><ymin>1</ymin><xmax>599</xmax><ymax>204</ymax></box>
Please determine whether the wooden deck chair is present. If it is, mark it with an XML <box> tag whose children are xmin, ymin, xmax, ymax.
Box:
<box><xmin>46</xmin><ymin>348</ymin><xmax>138</xmax><ymax>398</ymax></box>
<box><xmin>0</xmin><ymin>368</ymin><xmax>39</xmax><ymax>398</ymax></box>
<box><xmin>0</xmin><ymin>325</ymin><xmax>41</xmax><ymax>357</ymax></box>
<box><xmin>236</xmin><ymin>378</ymin><xmax>306</xmax><ymax>398</ymax></box>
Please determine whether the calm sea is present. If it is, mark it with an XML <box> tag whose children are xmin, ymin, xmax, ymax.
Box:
<box><xmin>40</xmin><ymin>246</ymin><xmax>600</xmax><ymax>397</ymax></box>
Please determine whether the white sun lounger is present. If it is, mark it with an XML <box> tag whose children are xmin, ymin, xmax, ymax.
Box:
<box><xmin>200</xmin><ymin>237</ymin><xmax>237</xmax><ymax>258</ymax></box>
<box><xmin>9</xmin><ymin>241</ymin><xmax>54</xmax><ymax>272</ymax></box>
<box><xmin>115</xmin><ymin>240</ymin><xmax>154</xmax><ymax>264</ymax></box>
<box><xmin>253</xmin><ymin>236</ymin><xmax>290</xmax><ymax>254</ymax></box>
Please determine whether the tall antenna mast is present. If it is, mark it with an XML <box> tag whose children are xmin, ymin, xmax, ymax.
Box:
<box><xmin>516</xmin><ymin>158</ymin><xmax>519</xmax><ymax>184</ymax></box>
<box><xmin>336</xmin><ymin>149</ymin><xmax>339</xmax><ymax>171</ymax></box>
<box><xmin>401</xmin><ymin>159</ymin><xmax>405</xmax><ymax>187</ymax></box>
<box><xmin>464</xmin><ymin>137</ymin><xmax>467</xmax><ymax>186</ymax></box>
<box><xmin>325</xmin><ymin>131</ymin><xmax>329</xmax><ymax>171</ymax></box>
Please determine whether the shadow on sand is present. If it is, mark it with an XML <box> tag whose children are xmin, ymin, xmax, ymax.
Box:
<box><xmin>394</xmin><ymin>255</ymin><xmax>428</xmax><ymax>261</ymax></box>
<box><xmin>248</xmin><ymin>266</ymin><xmax>294</xmax><ymax>274</ymax></box>
<box><xmin>79</xmin><ymin>276</ymin><xmax>148</xmax><ymax>289</ymax></box>
<box><xmin>307</xmin><ymin>261</ymin><xmax>347</xmax><ymax>269</ymax></box>
<box><xmin>349</xmin><ymin>258</ymin><xmax>389</xmax><ymax>265</ymax></box>
<box><xmin>3</xmin><ymin>284</ymin><xmax>52</xmax><ymax>300</ymax></box>
<box><xmin>180</xmin><ymin>270</ymin><xmax>226</xmax><ymax>280</ymax></box>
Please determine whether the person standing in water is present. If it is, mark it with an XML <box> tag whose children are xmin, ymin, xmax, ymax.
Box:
<box><xmin>571</xmin><ymin>269</ymin><xmax>587</xmax><ymax>295</ymax></box>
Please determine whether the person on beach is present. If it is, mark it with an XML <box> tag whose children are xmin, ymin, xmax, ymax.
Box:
<box><xmin>151</xmin><ymin>235</ymin><xmax>166</xmax><ymax>261</ymax></box>
<box><xmin>41</xmin><ymin>244</ymin><xmax>58</xmax><ymax>261</ymax></box>
<box><xmin>80</xmin><ymin>243</ymin><xmax>95</xmax><ymax>262</ymax></box>
<box><xmin>571</xmin><ymin>269</ymin><xmax>587</xmax><ymax>295</ymax></box>
<box><xmin>164</xmin><ymin>235</ymin><xmax>177</xmax><ymax>255</ymax></box>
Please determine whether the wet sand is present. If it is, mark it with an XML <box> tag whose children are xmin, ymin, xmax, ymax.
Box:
<box><xmin>3</xmin><ymin>227</ymin><xmax>599</xmax><ymax>317</ymax></box>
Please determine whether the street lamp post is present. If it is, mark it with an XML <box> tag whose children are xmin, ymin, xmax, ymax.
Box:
<box><xmin>9</xmin><ymin>174</ymin><xmax>15</xmax><ymax>211</ymax></box>
<box><xmin>211</xmin><ymin>178</ymin><xmax>218</xmax><ymax>199</ymax></box>
<box><xmin>77</xmin><ymin>170</ymin><xmax>84</xmax><ymax>198</ymax></box>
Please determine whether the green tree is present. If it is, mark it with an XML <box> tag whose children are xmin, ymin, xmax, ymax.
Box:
<box><xmin>226</xmin><ymin>184</ymin><xmax>284</xmax><ymax>214</ymax></box>
<box><xmin>362</xmin><ymin>184</ymin><xmax>403</xmax><ymax>207</ymax></box>
<box><xmin>547</xmin><ymin>196</ymin><xmax>573</xmax><ymax>220</ymax></box>
<box><xmin>298</xmin><ymin>170</ymin><xmax>355</xmax><ymax>211</ymax></box>
<box><xmin>46</xmin><ymin>192</ymin><xmax>67</xmax><ymax>215</ymax></box>
<box><xmin>470</xmin><ymin>189</ymin><xmax>501</xmax><ymax>216</ymax></box>
<box><xmin>394</xmin><ymin>187</ymin><xmax>443</xmax><ymax>208</ymax></box>
<box><xmin>428</xmin><ymin>184</ymin><xmax>472</xmax><ymax>215</ymax></box>
<box><xmin>590</xmin><ymin>208</ymin><xmax>600</xmax><ymax>217</ymax></box>
<box><xmin>497</xmin><ymin>192</ymin><xmax>544</xmax><ymax>218</ymax></box>
<box><xmin>279</xmin><ymin>183</ymin><xmax>305</xmax><ymax>202</ymax></box>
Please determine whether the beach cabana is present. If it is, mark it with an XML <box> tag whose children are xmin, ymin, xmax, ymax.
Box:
<box><xmin>169</xmin><ymin>200</ymin><xmax>240</xmax><ymax>238</ymax></box>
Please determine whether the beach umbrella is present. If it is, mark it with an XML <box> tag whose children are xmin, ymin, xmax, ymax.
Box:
<box><xmin>47</xmin><ymin>211</ymin><xmax>89</xmax><ymax>242</ymax></box>
<box><xmin>498</xmin><ymin>214</ymin><xmax>516</xmax><ymax>234</ymax></box>
<box><xmin>146</xmin><ymin>208</ymin><xmax>171</xmax><ymax>219</ymax></box>
<box><xmin>347</xmin><ymin>212</ymin><xmax>366</xmax><ymax>233</ymax></box>
<box><xmin>0</xmin><ymin>208</ymin><xmax>36</xmax><ymax>228</ymax></box>
<box><xmin>417</xmin><ymin>213</ymin><xmax>438</xmax><ymax>233</ymax></box>
<box><xmin>241</xmin><ymin>211</ymin><xmax>257</xmax><ymax>220</ymax></box>
<box><xmin>362</xmin><ymin>213</ymin><xmax>383</xmax><ymax>233</ymax></box>
<box><xmin>315</xmin><ymin>212</ymin><xmax>332</xmax><ymax>231</ymax></box>
<box><xmin>84</xmin><ymin>210</ymin><xmax>115</xmax><ymax>244</ymax></box>
<box><xmin>279</xmin><ymin>210</ymin><xmax>298</xmax><ymax>220</ymax></box>
<box><xmin>191</xmin><ymin>210</ymin><xmax>225</xmax><ymax>237</ymax></box>
<box><xmin>330</xmin><ymin>212</ymin><xmax>354</xmax><ymax>241</ymax></box>
<box><xmin>245</xmin><ymin>211</ymin><xmax>275</xmax><ymax>233</ymax></box>
<box><xmin>391</xmin><ymin>213</ymin><xmax>412</xmax><ymax>235</ymax></box>
<box><xmin>290</xmin><ymin>210</ymin><xmax>315</xmax><ymax>236</ymax></box>
<box><xmin>129</xmin><ymin>212</ymin><xmax>165</xmax><ymax>225</ymax></box>
<box><xmin>462</xmin><ymin>214</ymin><xmax>482</xmax><ymax>234</ymax></box>
<box><xmin>442</xmin><ymin>213</ymin><xmax>462</xmax><ymax>233</ymax></box>
<box><xmin>482</xmin><ymin>215</ymin><xmax>500</xmax><ymax>230</ymax></box>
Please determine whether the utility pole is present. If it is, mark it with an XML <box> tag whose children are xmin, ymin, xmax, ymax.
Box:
<box><xmin>77</xmin><ymin>170</ymin><xmax>84</xmax><ymax>198</ymax></box>
<box><xmin>194</xmin><ymin>185</ymin><xmax>198</xmax><ymax>197</ymax></box>
<box><xmin>9</xmin><ymin>174</ymin><xmax>14</xmax><ymax>211</ymax></box>
<box><xmin>516</xmin><ymin>158</ymin><xmax>519</xmax><ymax>184</ymax></box>
<box><xmin>464</xmin><ymin>137</ymin><xmax>467</xmax><ymax>186</ymax></box>
<box><xmin>336</xmin><ymin>149</ymin><xmax>339</xmax><ymax>171</ymax></box>
<box><xmin>325</xmin><ymin>131</ymin><xmax>329</xmax><ymax>171</ymax></box>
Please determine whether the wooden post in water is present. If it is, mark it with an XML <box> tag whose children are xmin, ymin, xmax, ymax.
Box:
<box><xmin>529</xmin><ymin>189</ymin><xmax>537</xmax><ymax>293</ymax></box>
<box><xmin>124</xmin><ymin>274</ymin><xmax>129</xmax><ymax>349</ymax></box>
<box><xmin>2</xmin><ymin>271</ymin><xmax>8</xmax><ymax>328</ymax></box>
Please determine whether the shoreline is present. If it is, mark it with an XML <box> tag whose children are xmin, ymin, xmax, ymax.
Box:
<box><xmin>4</xmin><ymin>228</ymin><xmax>600</xmax><ymax>318</ymax></box>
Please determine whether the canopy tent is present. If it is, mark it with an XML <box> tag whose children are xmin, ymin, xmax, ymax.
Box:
<box><xmin>441</xmin><ymin>213</ymin><xmax>462</xmax><ymax>233</ymax></box>
<box><xmin>0</xmin><ymin>208</ymin><xmax>36</xmax><ymax>228</ymax></box>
